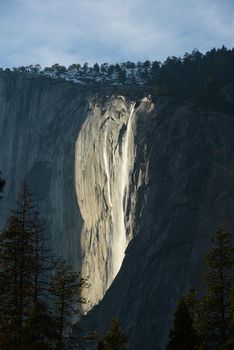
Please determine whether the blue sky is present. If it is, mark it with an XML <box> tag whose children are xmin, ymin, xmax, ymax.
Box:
<box><xmin>0</xmin><ymin>0</ymin><xmax>233</xmax><ymax>68</ymax></box>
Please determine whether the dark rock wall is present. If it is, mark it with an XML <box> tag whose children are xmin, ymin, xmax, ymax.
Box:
<box><xmin>80</xmin><ymin>101</ymin><xmax>234</xmax><ymax>349</ymax></box>
<box><xmin>0</xmin><ymin>73</ymin><xmax>89</xmax><ymax>268</ymax></box>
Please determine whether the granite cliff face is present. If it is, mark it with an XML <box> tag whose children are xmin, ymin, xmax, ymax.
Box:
<box><xmin>0</xmin><ymin>73</ymin><xmax>88</xmax><ymax>269</ymax></box>
<box><xmin>75</xmin><ymin>96</ymin><xmax>151</xmax><ymax>309</ymax></box>
<box><xmin>0</xmin><ymin>72</ymin><xmax>150</xmax><ymax>308</ymax></box>
<box><xmin>0</xmin><ymin>72</ymin><xmax>234</xmax><ymax>350</ymax></box>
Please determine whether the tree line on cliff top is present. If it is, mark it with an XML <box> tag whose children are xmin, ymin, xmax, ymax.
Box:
<box><xmin>1</xmin><ymin>46</ymin><xmax>234</xmax><ymax>113</ymax></box>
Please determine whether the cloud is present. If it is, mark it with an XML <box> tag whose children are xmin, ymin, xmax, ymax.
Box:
<box><xmin>0</xmin><ymin>0</ymin><xmax>233</xmax><ymax>68</ymax></box>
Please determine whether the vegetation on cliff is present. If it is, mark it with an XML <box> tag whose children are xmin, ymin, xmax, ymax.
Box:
<box><xmin>1</xmin><ymin>46</ymin><xmax>233</xmax><ymax>113</ymax></box>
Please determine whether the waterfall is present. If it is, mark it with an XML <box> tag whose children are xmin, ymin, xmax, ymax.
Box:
<box><xmin>112</xmin><ymin>102</ymin><xmax>135</xmax><ymax>279</ymax></box>
<box><xmin>103</xmin><ymin>127</ymin><xmax>112</xmax><ymax>207</ymax></box>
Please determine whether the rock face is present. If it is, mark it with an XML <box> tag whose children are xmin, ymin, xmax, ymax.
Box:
<box><xmin>0</xmin><ymin>73</ymin><xmax>89</xmax><ymax>269</ymax></box>
<box><xmin>79</xmin><ymin>100</ymin><xmax>234</xmax><ymax>349</ymax></box>
<box><xmin>0</xmin><ymin>72</ymin><xmax>234</xmax><ymax>350</ymax></box>
<box><xmin>0</xmin><ymin>72</ymin><xmax>150</xmax><ymax>309</ymax></box>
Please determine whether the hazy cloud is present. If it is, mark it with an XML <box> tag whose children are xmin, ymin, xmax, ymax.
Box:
<box><xmin>0</xmin><ymin>0</ymin><xmax>233</xmax><ymax>67</ymax></box>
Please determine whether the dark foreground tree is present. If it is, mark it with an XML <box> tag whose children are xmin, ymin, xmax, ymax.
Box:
<box><xmin>49</xmin><ymin>261</ymin><xmax>87</xmax><ymax>350</ymax></box>
<box><xmin>0</xmin><ymin>183</ymin><xmax>89</xmax><ymax>350</ymax></box>
<box><xmin>97</xmin><ymin>318</ymin><xmax>128</xmax><ymax>350</ymax></box>
<box><xmin>204</xmin><ymin>226</ymin><xmax>234</xmax><ymax>348</ymax></box>
<box><xmin>19</xmin><ymin>301</ymin><xmax>57</xmax><ymax>350</ymax></box>
<box><xmin>166</xmin><ymin>296</ymin><xmax>198</xmax><ymax>350</ymax></box>
<box><xmin>0</xmin><ymin>184</ymin><xmax>37</xmax><ymax>349</ymax></box>
<box><xmin>30</xmin><ymin>209</ymin><xmax>54</xmax><ymax>309</ymax></box>
<box><xmin>0</xmin><ymin>183</ymin><xmax>53</xmax><ymax>349</ymax></box>
<box><xmin>166</xmin><ymin>226</ymin><xmax>234</xmax><ymax>349</ymax></box>
<box><xmin>224</xmin><ymin>290</ymin><xmax>234</xmax><ymax>349</ymax></box>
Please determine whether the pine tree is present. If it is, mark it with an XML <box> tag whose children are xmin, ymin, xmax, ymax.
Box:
<box><xmin>118</xmin><ymin>68</ymin><xmax>126</xmax><ymax>84</ymax></box>
<box><xmin>31</xmin><ymin>209</ymin><xmax>53</xmax><ymax>309</ymax></box>
<box><xmin>224</xmin><ymin>289</ymin><xmax>234</xmax><ymax>349</ymax></box>
<box><xmin>19</xmin><ymin>301</ymin><xmax>57</xmax><ymax>350</ymax></box>
<box><xmin>0</xmin><ymin>216</ymin><xmax>22</xmax><ymax>349</ymax></box>
<box><xmin>97</xmin><ymin>318</ymin><xmax>128</xmax><ymax>350</ymax></box>
<box><xmin>49</xmin><ymin>260</ymin><xmax>87</xmax><ymax>350</ymax></box>
<box><xmin>185</xmin><ymin>289</ymin><xmax>209</xmax><ymax>349</ymax></box>
<box><xmin>0</xmin><ymin>184</ymin><xmax>37</xmax><ymax>348</ymax></box>
<box><xmin>166</xmin><ymin>297</ymin><xmax>198</xmax><ymax>350</ymax></box>
<box><xmin>0</xmin><ymin>183</ymin><xmax>53</xmax><ymax>349</ymax></box>
<box><xmin>12</xmin><ymin>184</ymin><xmax>39</xmax><ymax>347</ymax></box>
<box><xmin>93</xmin><ymin>63</ymin><xmax>100</xmax><ymax>74</ymax></box>
<box><xmin>0</xmin><ymin>182</ymin><xmax>88</xmax><ymax>350</ymax></box>
<box><xmin>166</xmin><ymin>227</ymin><xmax>234</xmax><ymax>349</ymax></box>
<box><xmin>204</xmin><ymin>226</ymin><xmax>234</xmax><ymax>348</ymax></box>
